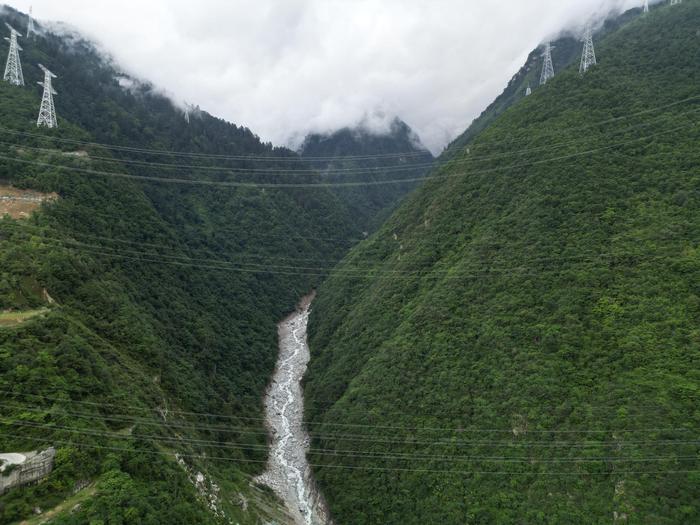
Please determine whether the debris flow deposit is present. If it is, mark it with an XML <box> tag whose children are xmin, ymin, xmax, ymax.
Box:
<box><xmin>256</xmin><ymin>294</ymin><xmax>331</xmax><ymax>525</ymax></box>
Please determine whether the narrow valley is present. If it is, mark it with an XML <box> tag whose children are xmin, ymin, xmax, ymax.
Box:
<box><xmin>257</xmin><ymin>294</ymin><xmax>331</xmax><ymax>525</ymax></box>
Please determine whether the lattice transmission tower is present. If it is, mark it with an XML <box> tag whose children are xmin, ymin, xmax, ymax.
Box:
<box><xmin>27</xmin><ymin>7</ymin><xmax>36</xmax><ymax>38</ymax></box>
<box><xmin>579</xmin><ymin>25</ymin><xmax>597</xmax><ymax>75</ymax></box>
<box><xmin>4</xmin><ymin>23</ymin><xmax>24</xmax><ymax>86</ymax></box>
<box><xmin>540</xmin><ymin>42</ymin><xmax>555</xmax><ymax>85</ymax></box>
<box><xmin>37</xmin><ymin>64</ymin><xmax>58</xmax><ymax>128</ymax></box>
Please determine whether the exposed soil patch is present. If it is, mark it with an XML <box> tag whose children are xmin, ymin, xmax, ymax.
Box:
<box><xmin>0</xmin><ymin>308</ymin><xmax>50</xmax><ymax>327</ymax></box>
<box><xmin>0</xmin><ymin>185</ymin><xmax>58</xmax><ymax>219</ymax></box>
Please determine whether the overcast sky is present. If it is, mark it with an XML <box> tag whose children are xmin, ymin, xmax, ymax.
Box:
<box><xmin>6</xmin><ymin>0</ymin><xmax>653</xmax><ymax>153</ymax></box>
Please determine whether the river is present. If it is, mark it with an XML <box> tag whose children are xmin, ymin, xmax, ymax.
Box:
<box><xmin>256</xmin><ymin>294</ymin><xmax>332</xmax><ymax>525</ymax></box>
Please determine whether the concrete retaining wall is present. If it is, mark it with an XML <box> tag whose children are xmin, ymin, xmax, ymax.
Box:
<box><xmin>0</xmin><ymin>447</ymin><xmax>56</xmax><ymax>495</ymax></box>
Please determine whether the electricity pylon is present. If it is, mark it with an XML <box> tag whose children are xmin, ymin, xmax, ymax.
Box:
<box><xmin>37</xmin><ymin>64</ymin><xmax>58</xmax><ymax>128</ymax></box>
<box><xmin>540</xmin><ymin>42</ymin><xmax>555</xmax><ymax>85</ymax></box>
<box><xmin>3</xmin><ymin>23</ymin><xmax>25</xmax><ymax>86</ymax></box>
<box><xmin>579</xmin><ymin>24</ymin><xmax>597</xmax><ymax>75</ymax></box>
<box><xmin>27</xmin><ymin>7</ymin><xmax>36</xmax><ymax>38</ymax></box>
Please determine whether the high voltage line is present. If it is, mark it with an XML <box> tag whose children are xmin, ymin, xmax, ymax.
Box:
<box><xmin>3</xmin><ymin>434</ymin><xmax>697</xmax><ymax>477</ymax></box>
<box><xmin>6</xmin><ymin>419</ymin><xmax>698</xmax><ymax>458</ymax></box>
<box><xmin>1</xmin><ymin>141</ymin><xmax>436</xmax><ymax>176</ymax></box>
<box><xmin>3</xmin><ymin>395</ymin><xmax>695</xmax><ymax>435</ymax></box>
<box><xmin>5</xmin><ymin>220</ymin><xmax>699</xmax><ymax>270</ymax></box>
<box><xmin>6</xmin><ymin>226</ymin><xmax>698</xmax><ymax>280</ymax></box>
<box><xmin>41</xmin><ymin>205</ymin><xmax>370</xmax><ymax>245</ymax></box>
<box><xmin>5</xmin><ymin>418</ymin><xmax>697</xmax><ymax>453</ymax></box>
<box><xmin>3</xmin><ymin>422</ymin><xmax>697</xmax><ymax>466</ymax></box>
<box><xmin>0</xmin><ymin>103</ymin><xmax>697</xmax><ymax>179</ymax></box>
<box><xmin>0</xmin><ymin>121</ymin><xmax>695</xmax><ymax>189</ymax></box>
<box><xmin>3</xmin><ymin>390</ymin><xmax>695</xmax><ymax>428</ymax></box>
<box><xmin>6</xmin><ymin>214</ymin><xmax>698</xmax><ymax>258</ymax></box>
<box><xmin>7</xmin><ymin>206</ymin><xmax>689</xmax><ymax>260</ymax></box>
<box><xmin>0</xmin><ymin>104</ymin><xmax>696</xmax><ymax>177</ymax></box>
<box><xmin>4</xmin><ymin>221</ymin><xmax>354</xmax><ymax>265</ymax></box>
<box><xmin>5</xmin><ymin>223</ymin><xmax>698</xmax><ymax>275</ymax></box>
<box><xmin>4</xmin><ymin>402</ymin><xmax>696</xmax><ymax>447</ymax></box>
<box><xmin>0</xmin><ymin>94</ymin><xmax>696</xmax><ymax>163</ymax></box>
<box><xmin>18</xmin><ymin>189</ymin><xmax>696</xmax><ymax>249</ymax></box>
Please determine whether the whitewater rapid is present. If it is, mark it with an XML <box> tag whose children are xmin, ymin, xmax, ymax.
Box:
<box><xmin>256</xmin><ymin>294</ymin><xmax>331</xmax><ymax>525</ymax></box>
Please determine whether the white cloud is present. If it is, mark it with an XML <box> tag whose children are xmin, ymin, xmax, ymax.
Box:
<box><xmin>5</xmin><ymin>0</ymin><xmax>654</xmax><ymax>154</ymax></box>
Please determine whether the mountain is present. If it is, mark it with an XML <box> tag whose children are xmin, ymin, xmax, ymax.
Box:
<box><xmin>441</xmin><ymin>5</ymin><xmax>645</xmax><ymax>161</ymax></box>
<box><xmin>304</xmin><ymin>3</ymin><xmax>700</xmax><ymax>524</ymax></box>
<box><xmin>0</xmin><ymin>6</ymin><xmax>359</xmax><ymax>524</ymax></box>
<box><xmin>300</xmin><ymin>118</ymin><xmax>434</xmax><ymax>232</ymax></box>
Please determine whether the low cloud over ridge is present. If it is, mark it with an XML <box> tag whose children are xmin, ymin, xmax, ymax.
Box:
<box><xmin>7</xmin><ymin>0</ymin><xmax>655</xmax><ymax>154</ymax></box>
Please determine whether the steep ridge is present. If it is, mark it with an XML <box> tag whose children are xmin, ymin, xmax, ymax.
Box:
<box><xmin>305</xmin><ymin>3</ymin><xmax>700</xmax><ymax>523</ymax></box>
<box><xmin>441</xmin><ymin>5</ymin><xmax>644</xmax><ymax>161</ymax></box>
<box><xmin>0</xmin><ymin>7</ymin><xmax>359</xmax><ymax>524</ymax></box>
<box><xmin>300</xmin><ymin>118</ymin><xmax>434</xmax><ymax>232</ymax></box>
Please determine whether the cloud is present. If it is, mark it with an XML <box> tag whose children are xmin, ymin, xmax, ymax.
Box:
<box><xmin>5</xmin><ymin>0</ymin><xmax>655</xmax><ymax>154</ymax></box>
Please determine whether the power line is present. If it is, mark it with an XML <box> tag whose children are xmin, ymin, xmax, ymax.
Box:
<box><xmin>431</xmin><ymin>94</ymin><xmax>700</xmax><ymax>158</ymax></box>
<box><xmin>3</xmin><ymin>394</ymin><xmax>695</xmax><ymax>435</ymax></box>
<box><xmin>4</xmin><ymin>433</ymin><xmax>697</xmax><ymax>477</ymax></box>
<box><xmin>3</xmin><ymin>23</ymin><xmax>25</xmax><ymax>86</ymax></box>
<box><xmin>36</xmin><ymin>64</ymin><xmax>58</xmax><ymax>129</ymax></box>
<box><xmin>579</xmin><ymin>23</ymin><xmax>597</xmax><ymax>75</ymax></box>
<box><xmin>1</xmin><ymin>100</ymin><xmax>697</xmax><ymax>178</ymax></box>
<box><xmin>1</xmin><ymin>142</ymin><xmax>434</xmax><ymax>176</ymax></box>
<box><xmin>0</xmin><ymin>94</ymin><xmax>697</xmax><ymax>163</ymax></box>
<box><xmin>3</xmin><ymin>389</ymin><xmax>693</xmax><ymax>431</ymax></box>
<box><xmin>540</xmin><ymin>42</ymin><xmax>555</xmax><ymax>85</ymax></box>
<box><xmin>0</xmin><ymin>120</ymin><xmax>695</xmax><ymax>189</ymax></box>
<box><xmin>4</xmin><ymin>402</ymin><xmax>696</xmax><ymax>447</ymax></box>
<box><xmin>39</xmin><ymin>206</ymin><xmax>368</xmax><ymax>245</ymax></box>
<box><xmin>6</xmin><ymin>220</ymin><xmax>699</xmax><ymax>272</ymax></box>
<box><xmin>1</xmin><ymin>104</ymin><xmax>694</xmax><ymax>179</ymax></box>
<box><xmin>8</xmin><ymin>225</ymin><xmax>697</xmax><ymax>281</ymax></box>
<box><xmin>4</xmin><ymin>421</ymin><xmax>697</xmax><ymax>465</ymax></box>
<box><xmin>0</xmin><ymin>129</ymin><xmax>430</xmax><ymax>163</ymax></box>
<box><xmin>5</xmin><ymin>215</ymin><xmax>699</xmax><ymax>270</ymax></box>
<box><xmin>3</xmin><ymin>221</ymin><xmax>352</xmax><ymax>265</ymax></box>
<box><xmin>16</xmin><ymin>187</ymin><xmax>696</xmax><ymax>249</ymax></box>
<box><xmin>26</xmin><ymin>7</ymin><xmax>36</xmax><ymax>38</ymax></box>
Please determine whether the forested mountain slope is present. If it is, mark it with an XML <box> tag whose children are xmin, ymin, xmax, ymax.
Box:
<box><xmin>0</xmin><ymin>6</ymin><xmax>356</xmax><ymax>524</ymax></box>
<box><xmin>300</xmin><ymin>118</ymin><xmax>434</xmax><ymax>232</ymax></box>
<box><xmin>441</xmin><ymin>5</ymin><xmax>644</xmax><ymax>161</ymax></box>
<box><xmin>305</xmin><ymin>3</ymin><xmax>700</xmax><ymax>523</ymax></box>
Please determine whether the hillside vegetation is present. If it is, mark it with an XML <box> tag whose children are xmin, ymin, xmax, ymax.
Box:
<box><xmin>305</xmin><ymin>3</ymin><xmax>700</xmax><ymax>523</ymax></box>
<box><xmin>0</xmin><ymin>7</ymin><xmax>359</xmax><ymax>524</ymax></box>
<box><xmin>441</xmin><ymin>5</ymin><xmax>644</xmax><ymax>161</ymax></box>
<box><xmin>301</xmin><ymin>118</ymin><xmax>434</xmax><ymax>232</ymax></box>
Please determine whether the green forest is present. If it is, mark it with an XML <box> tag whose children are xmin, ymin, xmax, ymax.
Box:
<box><xmin>0</xmin><ymin>6</ymin><xmax>374</xmax><ymax>523</ymax></box>
<box><xmin>1</xmin><ymin>1</ymin><xmax>699</xmax><ymax>524</ymax></box>
<box><xmin>305</xmin><ymin>3</ymin><xmax>700</xmax><ymax>524</ymax></box>
<box><xmin>300</xmin><ymin>118</ymin><xmax>434</xmax><ymax>232</ymax></box>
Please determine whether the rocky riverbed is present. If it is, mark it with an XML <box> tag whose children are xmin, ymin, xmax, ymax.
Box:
<box><xmin>256</xmin><ymin>294</ymin><xmax>331</xmax><ymax>525</ymax></box>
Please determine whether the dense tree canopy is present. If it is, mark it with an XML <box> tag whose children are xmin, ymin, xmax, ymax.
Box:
<box><xmin>306</xmin><ymin>3</ymin><xmax>700</xmax><ymax>523</ymax></box>
<box><xmin>0</xmin><ymin>6</ymin><xmax>364</xmax><ymax>523</ymax></box>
